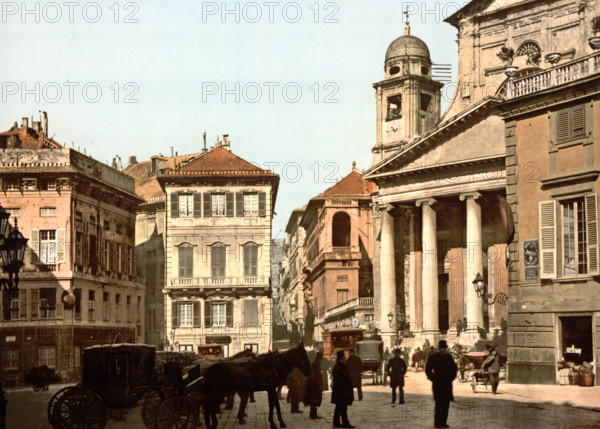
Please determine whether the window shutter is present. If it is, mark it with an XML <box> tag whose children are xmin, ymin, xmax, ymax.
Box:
<box><xmin>585</xmin><ymin>194</ymin><xmax>599</xmax><ymax>274</ymax></box>
<box><xmin>193</xmin><ymin>301</ymin><xmax>201</xmax><ymax>327</ymax></box>
<box><xmin>258</xmin><ymin>192</ymin><xmax>266</xmax><ymax>217</ymax></box>
<box><xmin>226</xmin><ymin>300</ymin><xmax>233</xmax><ymax>327</ymax></box>
<box><xmin>539</xmin><ymin>200</ymin><xmax>557</xmax><ymax>278</ymax></box>
<box><xmin>243</xmin><ymin>246</ymin><xmax>249</xmax><ymax>277</ymax></box>
<box><xmin>193</xmin><ymin>193</ymin><xmax>202</xmax><ymax>217</ymax></box>
<box><xmin>171</xmin><ymin>193</ymin><xmax>179</xmax><ymax>218</ymax></box>
<box><xmin>557</xmin><ymin>110</ymin><xmax>569</xmax><ymax>143</ymax></box>
<box><xmin>203</xmin><ymin>193</ymin><xmax>212</xmax><ymax>217</ymax></box>
<box><xmin>204</xmin><ymin>301</ymin><xmax>211</xmax><ymax>327</ymax></box>
<box><xmin>171</xmin><ymin>301</ymin><xmax>179</xmax><ymax>328</ymax></box>
<box><xmin>30</xmin><ymin>229</ymin><xmax>39</xmax><ymax>264</ymax></box>
<box><xmin>226</xmin><ymin>193</ymin><xmax>234</xmax><ymax>217</ymax></box>
<box><xmin>31</xmin><ymin>289</ymin><xmax>39</xmax><ymax>319</ymax></box>
<box><xmin>57</xmin><ymin>228</ymin><xmax>66</xmax><ymax>263</ymax></box>
<box><xmin>572</xmin><ymin>105</ymin><xmax>585</xmax><ymax>140</ymax></box>
<box><xmin>82</xmin><ymin>234</ymin><xmax>89</xmax><ymax>266</ymax></box>
<box><xmin>19</xmin><ymin>289</ymin><xmax>27</xmax><ymax>319</ymax></box>
<box><xmin>236</xmin><ymin>192</ymin><xmax>244</xmax><ymax>217</ymax></box>
<box><xmin>2</xmin><ymin>292</ymin><xmax>11</xmax><ymax>321</ymax></box>
<box><xmin>56</xmin><ymin>289</ymin><xmax>63</xmax><ymax>317</ymax></box>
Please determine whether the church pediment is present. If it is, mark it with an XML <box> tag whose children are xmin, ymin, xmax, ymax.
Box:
<box><xmin>365</xmin><ymin>97</ymin><xmax>504</xmax><ymax>180</ymax></box>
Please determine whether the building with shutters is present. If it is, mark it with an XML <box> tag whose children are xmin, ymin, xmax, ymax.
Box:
<box><xmin>157</xmin><ymin>137</ymin><xmax>279</xmax><ymax>356</ymax></box>
<box><xmin>301</xmin><ymin>165</ymin><xmax>377</xmax><ymax>344</ymax></box>
<box><xmin>497</xmin><ymin>1</ymin><xmax>600</xmax><ymax>385</ymax></box>
<box><xmin>0</xmin><ymin>117</ymin><xmax>144</xmax><ymax>386</ymax></box>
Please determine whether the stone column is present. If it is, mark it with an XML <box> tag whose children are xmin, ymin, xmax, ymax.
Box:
<box><xmin>460</xmin><ymin>192</ymin><xmax>484</xmax><ymax>331</ymax></box>
<box><xmin>416</xmin><ymin>198</ymin><xmax>438</xmax><ymax>336</ymax></box>
<box><xmin>379</xmin><ymin>205</ymin><xmax>397</xmax><ymax>349</ymax></box>
<box><xmin>406</xmin><ymin>209</ymin><xmax>417</xmax><ymax>333</ymax></box>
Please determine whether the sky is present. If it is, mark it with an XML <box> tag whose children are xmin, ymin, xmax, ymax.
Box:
<box><xmin>1</xmin><ymin>0</ymin><xmax>462</xmax><ymax>236</ymax></box>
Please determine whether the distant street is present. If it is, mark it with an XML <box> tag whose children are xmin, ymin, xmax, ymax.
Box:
<box><xmin>6</xmin><ymin>370</ymin><xmax>600</xmax><ymax>429</ymax></box>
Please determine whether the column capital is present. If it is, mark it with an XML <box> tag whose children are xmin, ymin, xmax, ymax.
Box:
<box><xmin>378</xmin><ymin>203</ymin><xmax>395</xmax><ymax>213</ymax></box>
<box><xmin>459</xmin><ymin>192</ymin><xmax>482</xmax><ymax>202</ymax></box>
<box><xmin>415</xmin><ymin>198</ymin><xmax>436</xmax><ymax>207</ymax></box>
<box><xmin>405</xmin><ymin>208</ymin><xmax>418</xmax><ymax>218</ymax></box>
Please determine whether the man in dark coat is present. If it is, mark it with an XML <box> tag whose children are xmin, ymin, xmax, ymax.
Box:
<box><xmin>304</xmin><ymin>352</ymin><xmax>324</xmax><ymax>419</ymax></box>
<box><xmin>382</xmin><ymin>347</ymin><xmax>391</xmax><ymax>386</ymax></box>
<box><xmin>426</xmin><ymin>340</ymin><xmax>457</xmax><ymax>429</ymax></box>
<box><xmin>386</xmin><ymin>348</ymin><xmax>407</xmax><ymax>404</ymax></box>
<box><xmin>321</xmin><ymin>354</ymin><xmax>330</xmax><ymax>391</ymax></box>
<box><xmin>345</xmin><ymin>349</ymin><xmax>363</xmax><ymax>401</ymax></box>
<box><xmin>331</xmin><ymin>351</ymin><xmax>355</xmax><ymax>428</ymax></box>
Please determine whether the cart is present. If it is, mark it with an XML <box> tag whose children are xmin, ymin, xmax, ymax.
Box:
<box><xmin>464</xmin><ymin>351</ymin><xmax>507</xmax><ymax>393</ymax></box>
<box><xmin>356</xmin><ymin>340</ymin><xmax>383</xmax><ymax>384</ymax></box>
<box><xmin>24</xmin><ymin>365</ymin><xmax>61</xmax><ymax>391</ymax></box>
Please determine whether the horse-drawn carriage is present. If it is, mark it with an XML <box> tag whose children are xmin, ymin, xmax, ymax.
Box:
<box><xmin>355</xmin><ymin>339</ymin><xmax>383</xmax><ymax>384</ymax></box>
<box><xmin>47</xmin><ymin>342</ymin><xmax>311</xmax><ymax>429</ymax></box>
<box><xmin>24</xmin><ymin>365</ymin><xmax>61</xmax><ymax>391</ymax></box>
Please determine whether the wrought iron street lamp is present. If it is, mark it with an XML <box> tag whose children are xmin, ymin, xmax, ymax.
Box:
<box><xmin>387</xmin><ymin>310</ymin><xmax>406</xmax><ymax>346</ymax></box>
<box><xmin>0</xmin><ymin>205</ymin><xmax>28</xmax><ymax>293</ymax></box>
<box><xmin>472</xmin><ymin>272</ymin><xmax>507</xmax><ymax>305</ymax></box>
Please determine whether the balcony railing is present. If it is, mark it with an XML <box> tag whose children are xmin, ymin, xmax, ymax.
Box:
<box><xmin>506</xmin><ymin>52</ymin><xmax>600</xmax><ymax>99</ymax></box>
<box><xmin>323</xmin><ymin>297</ymin><xmax>374</xmax><ymax>319</ymax></box>
<box><xmin>170</xmin><ymin>276</ymin><xmax>269</xmax><ymax>287</ymax></box>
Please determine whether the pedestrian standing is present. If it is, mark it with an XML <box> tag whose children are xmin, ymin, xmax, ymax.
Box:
<box><xmin>345</xmin><ymin>349</ymin><xmax>363</xmax><ymax>401</ymax></box>
<box><xmin>286</xmin><ymin>366</ymin><xmax>306</xmax><ymax>413</ymax></box>
<box><xmin>321</xmin><ymin>354</ymin><xmax>330</xmax><ymax>391</ymax></box>
<box><xmin>304</xmin><ymin>352</ymin><xmax>324</xmax><ymax>419</ymax></box>
<box><xmin>382</xmin><ymin>347</ymin><xmax>391</xmax><ymax>386</ymax></box>
<box><xmin>331</xmin><ymin>351</ymin><xmax>355</xmax><ymax>428</ymax></box>
<box><xmin>483</xmin><ymin>346</ymin><xmax>500</xmax><ymax>394</ymax></box>
<box><xmin>386</xmin><ymin>348</ymin><xmax>407</xmax><ymax>404</ymax></box>
<box><xmin>425</xmin><ymin>340</ymin><xmax>457</xmax><ymax>429</ymax></box>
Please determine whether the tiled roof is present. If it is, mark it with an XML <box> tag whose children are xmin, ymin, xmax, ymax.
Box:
<box><xmin>168</xmin><ymin>147</ymin><xmax>275</xmax><ymax>176</ymax></box>
<box><xmin>124</xmin><ymin>152</ymin><xmax>204</xmax><ymax>201</ymax></box>
<box><xmin>322</xmin><ymin>170</ymin><xmax>378</xmax><ymax>196</ymax></box>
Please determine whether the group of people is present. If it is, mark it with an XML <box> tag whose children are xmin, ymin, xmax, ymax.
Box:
<box><xmin>284</xmin><ymin>340</ymin><xmax>499</xmax><ymax>429</ymax></box>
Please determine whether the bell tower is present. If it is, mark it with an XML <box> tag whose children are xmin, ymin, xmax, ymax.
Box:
<box><xmin>372</xmin><ymin>13</ymin><xmax>443</xmax><ymax>164</ymax></box>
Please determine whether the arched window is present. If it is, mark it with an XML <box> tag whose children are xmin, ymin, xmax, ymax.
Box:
<box><xmin>515</xmin><ymin>41</ymin><xmax>542</xmax><ymax>66</ymax></box>
<box><xmin>332</xmin><ymin>212</ymin><xmax>351</xmax><ymax>247</ymax></box>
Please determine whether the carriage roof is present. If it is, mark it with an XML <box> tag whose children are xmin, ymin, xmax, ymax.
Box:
<box><xmin>356</xmin><ymin>340</ymin><xmax>383</xmax><ymax>362</ymax></box>
<box><xmin>82</xmin><ymin>344</ymin><xmax>156</xmax><ymax>391</ymax></box>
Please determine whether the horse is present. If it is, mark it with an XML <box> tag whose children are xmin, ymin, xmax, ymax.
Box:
<box><xmin>201</xmin><ymin>343</ymin><xmax>311</xmax><ymax>429</ymax></box>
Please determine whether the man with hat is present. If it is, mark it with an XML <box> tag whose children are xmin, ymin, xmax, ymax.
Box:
<box><xmin>425</xmin><ymin>340</ymin><xmax>457</xmax><ymax>429</ymax></box>
<box><xmin>331</xmin><ymin>350</ymin><xmax>355</xmax><ymax>428</ymax></box>
<box><xmin>483</xmin><ymin>345</ymin><xmax>501</xmax><ymax>394</ymax></box>
<box><xmin>386</xmin><ymin>348</ymin><xmax>407</xmax><ymax>404</ymax></box>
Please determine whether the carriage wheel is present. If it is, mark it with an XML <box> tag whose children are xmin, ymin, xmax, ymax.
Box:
<box><xmin>154</xmin><ymin>396</ymin><xmax>198</xmax><ymax>429</ymax></box>
<box><xmin>141</xmin><ymin>388</ymin><xmax>165</xmax><ymax>429</ymax></box>
<box><xmin>53</xmin><ymin>386</ymin><xmax>107</xmax><ymax>429</ymax></box>
<box><xmin>48</xmin><ymin>386</ymin><xmax>78</xmax><ymax>428</ymax></box>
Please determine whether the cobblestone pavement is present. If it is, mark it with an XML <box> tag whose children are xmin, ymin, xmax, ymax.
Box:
<box><xmin>5</xmin><ymin>370</ymin><xmax>600</xmax><ymax>429</ymax></box>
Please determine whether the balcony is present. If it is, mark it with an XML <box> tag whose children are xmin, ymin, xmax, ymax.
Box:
<box><xmin>169</xmin><ymin>276</ymin><xmax>269</xmax><ymax>288</ymax></box>
<box><xmin>506</xmin><ymin>52</ymin><xmax>600</xmax><ymax>99</ymax></box>
<box><xmin>323</xmin><ymin>297</ymin><xmax>374</xmax><ymax>320</ymax></box>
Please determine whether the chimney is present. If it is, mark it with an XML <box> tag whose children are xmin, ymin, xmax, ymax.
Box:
<box><xmin>222</xmin><ymin>134</ymin><xmax>231</xmax><ymax>151</ymax></box>
<box><xmin>128</xmin><ymin>156</ymin><xmax>137</xmax><ymax>165</ymax></box>
<box><xmin>42</xmin><ymin>111</ymin><xmax>48</xmax><ymax>137</ymax></box>
<box><xmin>202</xmin><ymin>132</ymin><xmax>208</xmax><ymax>154</ymax></box>
<box><xmin>32</xmin><ymin>121</ymin><xmax>41</xmax><ymax>132</ymax></box>
<box><xmin>22</xmin><ymin>117</ymin><xmax>29</xmax><ymax>129</ymax></box>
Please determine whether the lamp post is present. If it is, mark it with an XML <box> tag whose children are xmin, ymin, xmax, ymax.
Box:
<box><xmin>0</xmin><ymin>205</ymin><xmax>27</xmax><ymax>429</ymax></box>
<box><xmin>387</xmin><ymin>311</ymin><xmax>406</xmax><ymax>347</ymax></box>
<box><xmin>0</xmin><ymin>205</ymin><xmax>28</xmax><ymax>293</ymax></box>
<box><xmin>472</xmin><ymin>273</ymin><xmax>508</xmax><ymax>306</ymax></box>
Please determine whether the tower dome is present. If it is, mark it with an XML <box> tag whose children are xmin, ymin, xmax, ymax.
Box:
<box><xmin>385</xmin><ymin>34</ymin><xmax>431</xmax><ymax>61</ymax></box>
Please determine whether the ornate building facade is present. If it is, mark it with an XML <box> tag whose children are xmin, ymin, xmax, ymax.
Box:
<box><xmin>158</xmin><ymin>138</ymin><xmax>279</xmax><ymax>356</ymax></box>
<box><xmin>301</xmin><ymin>166</ymin><xmax>377</xmax><ymax>343</ymax></box>
<box><xmin>365</xmin><ymin>18</ymin><xmax>509</xmax><ymax>349</ymax></box>
<box><xmin>0</xmin><ymin>118</ymin><xmax>144</xmax><ymax>386</ymax></box>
